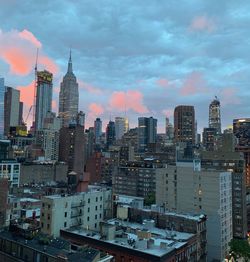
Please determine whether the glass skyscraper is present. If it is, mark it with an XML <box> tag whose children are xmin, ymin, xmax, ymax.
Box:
<box><xmin>35</xmin><ymin>71</ymin><xmax>53</xmax><ymax>130</ymax></box>
<box><xmin>0</xmin><ymin>78</ymin><xmax>5</xmax><ymax>138</ymax></box>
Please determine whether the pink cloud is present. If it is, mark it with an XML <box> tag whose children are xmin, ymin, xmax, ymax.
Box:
<box><xmin>78</xmin><ymin>80</ymin><xmax>103</xmax><ymax>94</ymax></box>
<box><xmin>52</xmin><ymin>100</ymin><xmax>57</xmax><ymax>111</ymax></box>
<box><xmin>109</xmin><ymin>90</ymin><xmax>148</xmax><ymax>114</ymax></box>
<box><xmin>86</xmin><ymin>103</ymin><xmax>105</xmax><ymax>127</ymax></box>
<box><xmin>89</xmin><ymin>103</ymin><xmax>104</xmax><ymax>116</ymax></box>
<box><xmin>221</xmin><ymin>88</ymin><xmax>241</xmax><ymax>105</ymax></box>
<box><xmin>180</xmin><ymin>71</ymin><xmax>208</xmax><ymax>96</ymax></box>
<box><xmin>156</xmin><ymin>78</ymin><xmax>169</xmax><ymax>88</ymax></box>
<box><xmin>0</xmin><ymin>28</ymin><xmax>59</xmax><ymax>75</ymax></box>
<box><xmin>18</xmin><ymin>29</ymin><xmax>42</xmax><ymax>48</ymax></box>
<box><xmin>190</xmin><ymin>15</ymin><xmax>216</xmax><ymax>32</ymax></box>
<box><xmin>162</xmin><ymin>109</ymin><xmax>174</xmax><ymax>117</ymax></box>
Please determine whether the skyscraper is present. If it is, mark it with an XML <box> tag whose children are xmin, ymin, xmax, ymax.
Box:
<box><xmin>209</xmin><ymin>97</ymin><xmax>221</xmax><ymax>134</ymax></box>
<box><xmin>94</xmin><ymin>118</ymin><xmax>102</xmax><ymax>144</ymax></box>
<box><xmin>0</xmin><ymin>78</ymin><xmax>5</xmax><ymax>138</ymax></box>
<box><xmin>106</xmin><ymin>121</ymin><xmax>116</xmax><ymax>148</ymax></box>
<box><xmin>233</xmin><ymin>118</ymin><xmax>250</xmax><ymax>187</ymax></box>
<box><xmin>138</xmin><ymin>117</ymin><xmax>157</xmax><ymax>152</ymax></box>
<box><xmin>165</xmin><ymin>117</ymin><xmax>174</xmax><ymax>142</ymax></box>
<box><xmin>174</xmin><ymin>105</ymin><xmax>195</xmax><ymax>144</ymax></box>
<box><xmin>35</xmin><ymin>70</ymin><xmax>53</xmax><ymax>130</ymax></box>
<box><xmin>59</xmin><ymin>123</ymin><xmax>85</xmax><ymax>175</ymax></box>
<box><xmin>4</xmin><ymin>87</ymin><xmax>21</xmax><ymax>136</ymax></box>
<box><xmin>115</xmin><ymin>117</ymin><xmax>127</xmax><ymax>140</ymax></box>
<box><xmin>59</xmin><ymin>51</ymin><xmax>79</xmax><ymax>127</ymax></box>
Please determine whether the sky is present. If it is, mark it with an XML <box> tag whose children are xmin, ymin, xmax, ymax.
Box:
<box><xmin>0</xmin><ymin>0</ymin><xmax>250</xmax><ymax>133</ymax></box>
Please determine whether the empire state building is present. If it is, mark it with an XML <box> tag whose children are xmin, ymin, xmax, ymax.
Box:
<box><xmin>59</xmin><ymin>51</ymin><xmax>79</xmax><ymax>127</ymax></box>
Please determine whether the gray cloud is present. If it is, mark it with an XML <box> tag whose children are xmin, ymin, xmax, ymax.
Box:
<box><xmin>0</xmin><ymin>0</ymin><xmax>250</xmax><ymax>132</ymax></box>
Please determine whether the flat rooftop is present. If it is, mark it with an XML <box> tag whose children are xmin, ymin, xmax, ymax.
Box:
<box><xmin>65</xmin><ymin>218</ymin><xmax>195</xmax><ymax>258</ymax></box>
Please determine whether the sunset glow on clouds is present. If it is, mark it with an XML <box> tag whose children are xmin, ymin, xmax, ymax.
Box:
<box><xmin>109</xmin><ymin>90</ymin><xmax>148</xmax><ymax>114</ymax></box>
<box><xmin>0</xmin><ymin>1</ymin><xmax>249</xmax><ymax>132</ymax></box>
<box><xmin>0</xmin><ymin>29</ymin><xmax>58</xmax><ymax>75</ymax></box>
<box><xmin>190</xmin><ymin>15</ymin><xmax>216</xmax><ymax>32</ymax></box>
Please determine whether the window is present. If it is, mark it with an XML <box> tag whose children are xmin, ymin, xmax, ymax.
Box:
<box><xmin>96</xmin><ymin>197</ymin><xmax>98</xmax><ymax>202</ymax></box>
<box><xmin>88</xmin><ymin>207</ymin><xmax>90</xmax><ymax>212</ymax></box>
<box><xmin>99</xmin><ymin>214</ymin><xmax>102</xmax><ymax>219</ymax></box>
<box><xmin>64</xmin><ymin>222</ymin><xmax>67</xmax><ymax>227</ymax></box>
<box><xmin>88</xmin><ymin>199</ymin><xmax>90</xmax><ymax>204</ymax></box>
<box><xmin>100</xmin><ymin>205</ymin><xmax>102</xmax><ymax>209</ymax></box>
<box><xmin>41</xmin><ymin>222</ymin><xmax>44</xmax><ymax>228</ymax></box>
<box><xmin>95</xmin><ymin>215</ymin><xmax>97</xmax><ymax>219</ymax></box>
<box><xmin>100</xmin><ymin>196</ymin><xmax>102</xmax><ymax>201</ymax></box>
<box><xmin>95</xmin><ymin>206</ymin><xmax>98</xmax><ymax>211</ymax></box>
<box><xmin>47</xmin><ymin>224</ymin><xmax>50</xmax><ymax>229</ymax></box>
<box><xmin>64</xmin><ymin>212</ymin><xmax>67</xmax><ymax>217</ymax></box>
<box><xmin>42</xmin><ymin>203</ymin><xmax>45</xmax><ymax>207</ymax></box>
<box><xmin>48</xmin><ymin>204</ymin><xmax>51</xmax><ymax>209</ymax></box>
<box><xmin>95</xmin><ymin>223</ymin><xmax>97</xmax><ymax>228</ymax></box>
<box><xmin>48</xmin><ymin>214</ymin><xmax>50</xmax><ymax>220</ymax></box>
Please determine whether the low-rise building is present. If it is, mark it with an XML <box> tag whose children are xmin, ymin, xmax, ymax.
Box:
<box><xmin>61</xmin><ymin>218</ymin><xmax>199</xmax><ymax>262</ymax></box>
<box><xmin>40</xmin><ymin>186</ymin><xmax>112</xmax><ymax>237</ymax></box>
<box><xmin>0</xmin><ymin>159</ymin><xmax>20</xmax><ymax>188</ymax></box>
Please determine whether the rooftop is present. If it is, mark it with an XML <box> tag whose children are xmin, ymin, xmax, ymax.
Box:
<box><xmin>65</xmin><ymin>218</ymin><xmax>195</xmax><ymax>258</ymax></box>
<box><xmin>0</xmin><ymin>230</ymin><xmax>100</xmax><ymax>262</ymax></box>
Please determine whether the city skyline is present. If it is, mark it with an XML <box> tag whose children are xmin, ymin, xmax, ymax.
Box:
<box><xmin>0</xmin><ymin>1</ymin><xmax>250</xmax><ymax>133</ymax></box>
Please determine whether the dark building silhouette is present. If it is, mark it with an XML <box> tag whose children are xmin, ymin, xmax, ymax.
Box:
<box><xmin>106</xmin><ymin>121</ymin><xmax>115</xmax><ymax>148</ymax></box>
<box><xmin>4</xmin><ymin>87</ymin><xmax>21</xmax><ymax>136</ymax></box>
<box><xmin>203</xmin><ymin>127</ymin><xmax>217</xmax><ymax>151</ymax></box>
<box><xmin>138</xmin><ymin>117</ymin><xmax>157</xmax><ymax>152</ymax></box>
<box><xmin>59</xmin><ymin>123</ymin><xmax>85</xmax><ymax>175</ymax></box>
<box><xmin>233</xmin><ymin>118</ymin><xmax>250</xmax><ymax>187</ymax></box>
<box><xmin>209</xmin><ymin>97</ymin><xmax>221</xmax><ymax>134</ymax></box>
<box><xmin>174</xmin><ymin>105</ymin><xmax>195</xmax><ymax>144</ymax></box>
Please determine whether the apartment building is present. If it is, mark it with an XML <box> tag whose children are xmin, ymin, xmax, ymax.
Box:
<box><xmin>40</xmin><ymin>186</ymin><xmax>112</xmax><ymax>237</ymax></box>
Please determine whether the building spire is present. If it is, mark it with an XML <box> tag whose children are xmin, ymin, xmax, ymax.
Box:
<box><xmin>67</xmin><ymin>48</ymin><xmax>73</xmax><ymax>73</ymax></box>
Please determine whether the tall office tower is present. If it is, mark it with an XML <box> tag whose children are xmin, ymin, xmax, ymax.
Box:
<box><xmin>174</xmin><ymin>105</ymin><xmax>195</xmax><ymax>144</ymax></box>
<box><xmin>202</xmin><ymin>127</ymin><xmax>217</xmax><ymax>151</ymax></box>
<box><xmin>165</xmin><ymin>117</ymin><xmax>174</xmax><ymax>142</ymax></box>
<box><xmin>124</xmin><ymin>117</ymin><xmax>129</xmax><ymax>133</ymax></box>
<box><xmin>76</xmin><ymin>111</ymin><xmax>85</xmax><ymax>127</ymax></box>
<box><xmin>138</xmin><ymin>117</ymin><xmax>157</xmax><ymax>152</ymax></box>
<box><xmin>85</xmin><ymin>127</ymin><xmax>95</xmax><ymax>160</ymax></box>
<box><xmin>4</xmin><ymin>87</ymin><xmax>20</xmax><ymax>136</ymax></box>
<box><xmin>209</xmin><ymin>97</ymin><xmax>221</xmax><ymax>134</ymax></box>
<box><xmin>94</xmin><ymin>118</ymin><xmax>102</xmax><ymax>144</ymax></box>
<box><xmin>0</xmin><ymin>78</ymin><xmax>5</xmax><ymax>138</ymax></box>
<box><xmin>106</xmin><ymin>121</ymin><xmax>115</xmax><ymax>148</ymax></box>
<box><xmin>115</xmin><ymin>117</ymin><xmax>127</xmax><ymax>140</ymax></box>
<box><xmin>59</xmin><ymin>51</ymin><xmax>79</xmax><ymax>127</ymax></box>
<box><xmin>35</xmin><ymin>70</ymin><xmax>53</xmax><ymax>131</ymax></box>
<box><xmin>233</xmin><ymin>118</ymin><xmax>250</xmax><ymax>187</ymax></box>
<box><xmin>36</xmin><ymin>112</ymin><xmax>61</xmax><ymax>161</ymax></box>
<box><xmin>59</xmin><ymin>122</ymin><xmax>85</xmax><ymax>175</ymax></box>
<box><xmin>19</xmin><ymin>101</ymin><xmax>23</xmax><ymax>125</ymax></box>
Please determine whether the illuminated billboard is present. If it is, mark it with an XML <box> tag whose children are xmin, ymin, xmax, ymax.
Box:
<box><xmin>37</xmin><ymin>70</ymin><xmax>53</xmax><ymax>83</ymax></box>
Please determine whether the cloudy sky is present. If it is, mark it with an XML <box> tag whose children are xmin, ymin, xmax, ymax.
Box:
<box><xmin>0</xmin><ymin>0</ymin><xmax>250</xmax><ymax>133</ymax></box>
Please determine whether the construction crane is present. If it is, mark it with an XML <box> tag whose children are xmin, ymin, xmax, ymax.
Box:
<box><xmin>25</xmin><ymin>105</ymin><xmax>33</xmax><ymax>124</ymax></box>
